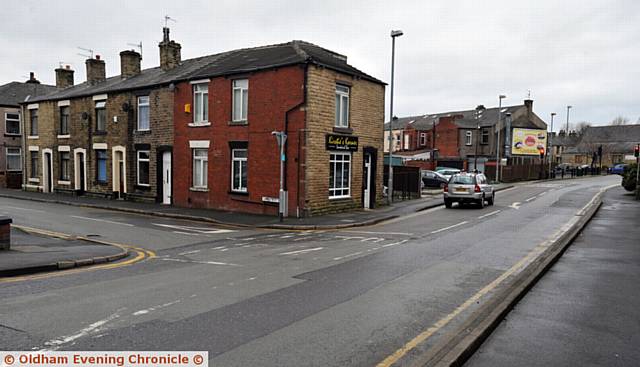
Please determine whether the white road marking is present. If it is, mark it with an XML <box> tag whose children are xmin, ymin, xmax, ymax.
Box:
<box><xmin>6</xmin><ymin>206</ymin><xmax>46</xmax><ymax>213</ymax></box>
<box><xmin>333</xmin><ymin>251</ymin><xmax>363</xmax><ymax>261</ymax></box>
<box><xmin>173</xmin><ymin>231</ymin><xmax>200</xmax><ymax>236</ymax></box>
<box><xmin>525</xmin><ymin>196</ymin><xmax>537</xmax><ymax>202</ymax></box>
<box><xmin>43</xmin><ymin>310</ymin><xmax>123</xmax><ymax>349</ymax></box>
<box><xmin>478</xmin><ymin>210</ymin><xmax>501</xmax><ymax>219</ymax></box>
<box><xmin>70</xmin><ymin>215</ymin><xmax>134</xmax><ymax>227</ymax></box>
<box><xmin>360</xmin><ymin>237</ymin><xmax>385</xmax><ymax>242</ymax></box>
<box><xmin>178</xmin><ymin>250</ymin><xmax>201</xmax><ymax>255</ymax></box>
<box><xmin>509</xmin><ymin>202</ymin><xmax>521</xmax><ymax>210</ymax></box>
<box><xmin>334</xmin><ymin>235</ymin><xmax>366</xmax><ymax>241</ymax></box>
<box><xmin>430</xmin><ymin>221</ymin><xmax>469</xmax><ymax>234</ymax></box>
<box><xmin>152</xmin><ymin>223</ymin><xmax>233</xmax><ymax>234</ymax></box>
<box><xmin>279</xmin><ymin>247</ymin><xmax>324</xmax><ymax>255</ymax></box>
<box><xmin>341</xmin><ymin>230</ymin><xmax>414</xmax><ymax>236</ymax></box>
<box><xmin>381</xmin><ymin>205</ymin><xmax>445</xmax><ymax>224</ymax></box>
<box><xmin>159</xmin><ymin>258</ymin><xmax>238</xmax><ymax>266</ymax></box>
<box><xmin>280</xmin><ymin>235</ymin><xmax>293</xmax><ymax>239</ymax></box>
<box><xmin>538</xmin><ymin>191</ymin><xmax>547</xmax><ymax>196</ymax></box>
<box><xmin>382</xmin><ymin>239</ymin><xmax>409</xmax><ymax>248</ymax></box>
<box><xmin>210</xmin><ymin>246</ymin><xmax>226</xmax><ymax>250</ymax></box>
<box><xmin>132</xmin><ymin>300</ymin><xmax>181</xmax><ymax>316</ymax></box>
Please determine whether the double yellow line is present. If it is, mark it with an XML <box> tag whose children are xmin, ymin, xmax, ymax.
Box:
<box><xmin>1</xmin><ymin>225</ymin><xmax>155</xmax><ymax>283</ymax></box>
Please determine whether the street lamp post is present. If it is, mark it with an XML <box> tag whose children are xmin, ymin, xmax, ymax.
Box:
<box><xmin>566</xmin><ymin>105</ymin><xmax>572</xmax><ymax>132</ymax></box>
<box><xmin>474</xmin><ymin>105</ymin><xmax>485</xmax><ymax>172</ymax></box>
<box><xmin>387</xmin><ymin>29</ymin><xmax>403</xmax><ymax>204</ymax></box>
<box><xmin>548</xmin><ymin>112</ymin><xmax>556</xmax><ymax>178</ymax></box>
<box><xmin>495</xmin><ymin>94</ymin><xmax>506</xmax><ymax>182</ymax></box>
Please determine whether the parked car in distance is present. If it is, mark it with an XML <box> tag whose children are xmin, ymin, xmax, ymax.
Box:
<box><xmin>444</xmin><ymin>172</ymin><xmax>494</xmax><ymax>208</ymax></box>
<box><xmin>609</xmin><ymin>163</ymin><xmax>628</xmax><ymax>175</ymax></box>
<box><xmin>436</xmin><ymin>167</ymin><xmax>461</xmax><ymax>181</ymax></box>
<box><xmin>422</xmin><ymin>170</ymin><xmax>449</xmax><ymax>188</ymax></box>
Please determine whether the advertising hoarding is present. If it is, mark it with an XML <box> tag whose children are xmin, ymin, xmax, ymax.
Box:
<box><xmin>511</xmin><ymin>128</ymin><xmax>547</xmax><ymax>156</ymax></box>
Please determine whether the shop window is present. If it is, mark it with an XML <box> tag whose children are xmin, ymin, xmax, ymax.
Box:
<box><xmin>329</xmin><ymin>152</ymin><xmax>351</xmax><ymax>198</ymax></box>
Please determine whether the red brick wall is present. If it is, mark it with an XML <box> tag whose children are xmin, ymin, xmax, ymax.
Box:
<box><xmin>173</xmin><ymin>65</ymin><xmax>306</xmax><ymax>215</ymax></box>
<box><xmin>434</xmin><ymin>116</ymin><xmax>460</xmax><ymax>158</ymax></box>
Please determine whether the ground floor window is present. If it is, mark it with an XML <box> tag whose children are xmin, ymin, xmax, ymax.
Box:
<box><xmin>137</xmin><ymin>150</ymin><xmax>150</xmax><ymax>186</ymax></box>
<box><xmin>193</xmin><ymin>148</ymin><xmax>208</xmax><ymax>188</ymax></box>
<box><xmin>59</xmin><ymin>152</ymin><xmax>70</xmax><ymax>180</ymax></box>
<box><xmin>6</xmin><ymin>148</ymin><xmax>21</xmax><ymax>171</ymax></box>
<box><xmin>329</xmin><ymin>152</ymin><xmax>351</xmax><ymax>198</ymax></box>
<box><xmin>30</xmin><ymin>152</ymin><xmax>38</xmax><ymax>178</ymax></box>
<box><xmin>96</xmin><ymin>150</ymin><xmax>107</xmax><ymax>183</ymax></box>
<box><xmin>231</xmin><ymin>148</ymin><xmax>248</xmax><ymax>192</ymax></box>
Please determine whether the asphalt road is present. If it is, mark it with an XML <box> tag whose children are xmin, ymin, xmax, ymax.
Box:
<box><xmin>0</xmin><ymin>176</ymin><xmax>621</xmax><ymax>366</ymax></box>
<box><xmin>465</xmin><ymin>186</ymin><xmax>640</xmax><ymax>367</ymax></box>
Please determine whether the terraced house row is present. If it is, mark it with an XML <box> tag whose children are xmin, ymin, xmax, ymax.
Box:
<box><xmin>18</xmin><ymin>28</ymin><xmax>386</xmax><ymax>216</ymax></box>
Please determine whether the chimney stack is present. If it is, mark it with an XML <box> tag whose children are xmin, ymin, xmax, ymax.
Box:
<box><xmin>86</xmin><ymin>55</ymin><xmax>106</xmax><ymax>84</ymax></box>
<box><xmin>524</xmin><ymin>99</ymin><xmax>533</xmax><ymax>116</ymax></box>
<box><xmin>55</xmin><ymin>65</ymin><xmax>74</xmax><ymax>88</ymax></box>
<box><xmin>159</xmin><ymin>27</ymin><xmax>181</xmax><ymax>70</ymax></box>
<box><xmin>120</xmin><ymin>50</ymin><xmax>141</xmax><ymax>78</ymax></box>
<box><xmin>25</xmin><ymin>72</ymin><xmax>40</xmax><ymax>84</ymax></box>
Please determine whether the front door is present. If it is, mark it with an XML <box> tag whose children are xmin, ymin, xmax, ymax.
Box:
<box><xmin>162</xmin><ymin>151</ymin><xmax>172</xmax><ymax>204</ymax></box>
<box><xmin>113</xmin><ymin>150</ymin><xmax>124</xmax><ymax>199</ymax></box>
<box><xmin>363</xmin><ymin>153</ymin><xmax>372</xmax><ymax>209</ymax></box>
<box><xmin>43</xmin><ymin>152</ymin><xmax>53</xmax><ymax>193</ymax></box>
<box><xmin>75</xmin><ymin>151</ymin><xmax>86</xmax><ymax>193</ymax></box>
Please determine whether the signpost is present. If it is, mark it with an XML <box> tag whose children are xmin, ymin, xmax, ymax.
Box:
<box><xmin>272</xmin><ymin>131</ymin><xmax>288</xmax><ymax>222</ymax></box>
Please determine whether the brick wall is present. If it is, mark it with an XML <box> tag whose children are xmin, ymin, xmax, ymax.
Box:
<box><xmin>434</xmin><ymin>116</ymin><xmax>460</xmax><ymax>159</ymax></box>
<box><xmin>305</xmin><ymin>65</ymin><xmax>385</xmax><ymax>215</ymax></box>
<box><xmin>0</xmin><ymin>106</ymin><xmax>24</xmax><ymax>188</ymax></box>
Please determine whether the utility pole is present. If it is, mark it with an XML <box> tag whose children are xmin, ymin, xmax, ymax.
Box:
<box><xmin>271</xmin><ymin>131</ymin><xmax>287</xmax><ymax>222</ymax></box>
<box><xmin>387</xmin><ymin>30</ymin><xmax>403</xmax><ymax>204</ymax></box>
<box><xmin>548</xmin><ymin>112</ymin><xmax>556</xmax><ymax>178</ymax></box>
<box><xmin>495</xmin><ymin>94</ymin><xmax>506</xmax><ymax>182</ymax></box>
<box><xmin>566</xmin><ymin>105</ymin><xmax>572</xmax><ymax>132</ymax></box>
<box><xmin>474</xmin><ymin>105</ymin><xmax>485</xmax><ymax>172</ymax></box>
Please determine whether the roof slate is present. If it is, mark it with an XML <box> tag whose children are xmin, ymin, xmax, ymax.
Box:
<box><xmin>0</xmin><ymin>81</ymin><xmax>58</xmax><ymax>107</ymax></box>
<box><xmin>385</xmin><ymin>105</ymin><xmax>527</xmax><ymax>130</ymax></box>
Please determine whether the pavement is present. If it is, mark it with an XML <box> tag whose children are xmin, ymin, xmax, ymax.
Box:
<box><xmin>0</xmin><ymin>175</ymin><xmax>622</xmax><ymax>366</ymax></box>
<box><xmin>0</xmin><ymin>227</ymin><xmax>127</xmax><ymax>277</ymax></box>
<box><xmin>0</xmin><ymin>184</ymin><xmax>513</xmax><ymax>230</ymax></box>
<box><xmin>465</xmin><ymin>186</ymin><xmax>640</xmax><ymax>367</ymax></box>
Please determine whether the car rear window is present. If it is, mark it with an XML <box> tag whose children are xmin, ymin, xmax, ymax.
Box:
<box><xmin>451</xmin><ymin>175</ymin><xmax>475</xmax><ymax>184</ymax></box>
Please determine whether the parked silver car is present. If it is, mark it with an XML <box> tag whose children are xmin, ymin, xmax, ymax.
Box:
<box><xmin>443</xmin><ymin>172</ymin><xmax>494</xmax><ymax>208</ymax></box>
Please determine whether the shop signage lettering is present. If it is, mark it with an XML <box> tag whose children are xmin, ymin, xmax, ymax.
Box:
<box><xmin>326</xmin><ymin>134</ymin><xmax>358</xmax><ymax>151</ymax></box>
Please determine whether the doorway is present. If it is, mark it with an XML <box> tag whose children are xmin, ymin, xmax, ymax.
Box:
<box><xmin>74</xmin><ymin>149</ymin><xmax>87</xmax><ymax>193</ymax></box>
<box><xmin>42</xmin><ymin>150</ymin><xmax>53</xmax><ymax>193</ymax></box>
<box><xmin>112</xmin><ymin>147</ymin><xmax>126</xmax><ymax>199</ymax></box>
<box><xmin>362</xmin><ymin>148</ymin><xmax>377</xmax><ymax>209</ymax></box>
<box><xmin>162</xmin><ymin>151</ymin><xmax>172</xmax><ymax>204</ymax></box>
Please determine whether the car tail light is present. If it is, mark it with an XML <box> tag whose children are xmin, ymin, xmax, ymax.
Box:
<box><xmin>443</xmin><ymin>184</ymin><xmax>448</xmax><ymax>192</ymax></box>
<box><xmin>474</xmin><ymin>184</ymin><xmax>481</xmax><ymax>192</ymax></box>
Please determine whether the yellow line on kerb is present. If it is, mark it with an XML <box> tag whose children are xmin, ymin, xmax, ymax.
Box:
<box><xmin>1</xmin><ymin>225</ymin><xmax>154</xmax><ymax>283</ymax></box>
<box><xmin>376</xmin><ymin>220</ymin><xmax>576</xmax><ymax>367</ymax></box>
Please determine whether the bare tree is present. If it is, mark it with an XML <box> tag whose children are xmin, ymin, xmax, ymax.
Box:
<box><xmin>611</xmin><ymin>116</ymin><xmax>630</xmax><ymax>125</ymax></box>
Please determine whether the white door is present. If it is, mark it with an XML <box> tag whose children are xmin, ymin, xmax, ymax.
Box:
<box><xmin>43</xmin><ymin>152</ymin><xmax>53</xmax><ymax>193</ymax></box>
<box><xmin>162</xmin><ymin>151</ymin><xmax>172</xmax><ymax>204</ymax></box>
<box><xmin>363</xmin><ymin>153</ymin><xmax>372</xmax><ymax>209</ymax></box>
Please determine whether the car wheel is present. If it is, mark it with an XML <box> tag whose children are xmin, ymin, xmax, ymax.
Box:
<box><xmin>488</xmin><ymin>193</ymin><xmax>495</xmax><ymax>206</ymax></box>
<box><xmin>444</xmin><ymin>199</ymin><xmax>452</xmax><ymax>208</ymax></box>
<box><xmin>478</xmin><ymin>195</ymin><xmax>485</xmax><ymax>208</ymax></box>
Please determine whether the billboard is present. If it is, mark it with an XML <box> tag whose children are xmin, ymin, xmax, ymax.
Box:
<box><xmin>511</xmin><ymin>128</ymin><xmax>547</xmax><ymax>156</ymax></box>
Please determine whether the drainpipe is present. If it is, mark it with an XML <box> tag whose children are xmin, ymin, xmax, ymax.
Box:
<box><xmin>284</xmin><ymin>63</ymin><xmax>308</xmax><ymax>217</ymax></box>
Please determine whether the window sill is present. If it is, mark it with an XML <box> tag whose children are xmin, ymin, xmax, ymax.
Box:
<box><xmin>57</xmin><ymin>134</ymin><xmax>71</xmax><ymax>139</ymax></box>
<box><xmin>4</xmin><ymin>133</ymin><xmax>21</xmax><ymax>137</ymax></box>
<box><xmin>228</xmin><ymin>120</ymin><xmax>248</xmax><ymax>126</ymax></box>
<box><xmin>57</xmin><ymin>180</ymin><xmax>71</xmax><ymax>185</ymax></box>
<box><xmin>27</xmin><ymin>135</ymin><xmax>39</xmax><ymax>139</ymax></box>
<box><xmin>190</xmin><ymin>187</ymin><xmax>209</xmax><ymax>192</ymax></box>
<box><xmin>134</xmin><ymin>129</ymin><xmax>151</xmax><ymax>135</ymax></box>
<box><xmin>228</xmin><ymin>190</ymin><xmax>249</xmax><ymax>196</ymax></box>
<box><xmin>134</xmin><ymin>184</ymin><xmax>151</xmax><ymax>191</ymax></box>
<box><xmin>188</xmin><ymin>122</ymin><xmax>211</xmax><ymax>127</ymax></box>
<box><xmin>333</xmin><ymin>126</ymin><xmax>352</xmax><ymax>134</ymax></box>
<box><xmin>29</xmin><ymin>178</ymin><xmax>40</xmax><ymax>183</ymax></box>
<box><xmin>329</xmin><ymin>195</ymin><xmax>352</xmax><ymax>201</ymax></box>
<box><xmin>94</xmin><ymin>131</ymin><xmax>107</xmax><ymax>136</ymax></box>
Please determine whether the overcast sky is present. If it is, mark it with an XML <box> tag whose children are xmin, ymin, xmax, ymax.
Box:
<box><xmin>2</xmin><ymin>0</ymin><xmax>638</xmax><ymax>129</ymax></box>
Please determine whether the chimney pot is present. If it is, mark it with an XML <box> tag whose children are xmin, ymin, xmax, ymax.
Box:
<box><xmin>26</xmin><ymin>72</ymin><xmax>40</xmax><ymax>84</ymax></box>
<box><xmin>119</xmin><ymin>50</ymin><xmax>142</xmax><ymax>78</ymax></box>
<box><xmin>55</xmin><ymin>66</ymin><xmax>75</xmax><ymax>88</ymax></box>
<box><xmin>85</xmin><ymin>57</ymin><xmax>106</xmax><ymax>84</ymax></box>
<box><xmin>159</xmin><ymin>27</ymin><xmax>181</xmax><ymax>71</ymax></box>
<box><xmin>96</xmin><ymin>54</ymin><xmax>101</xmax><ymax>60</ymax></box>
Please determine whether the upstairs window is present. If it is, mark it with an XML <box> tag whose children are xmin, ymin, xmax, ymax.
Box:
<box><xmin>232</xmin><ymin>79</ymin><xmax>248</xmax><ymax>122</ymax></box>
<box><xmin>193</xmin><ymin>83</ymin><xmax>208</xmax><ymax>124</ymax></box>
<box><xmin>465</xmin><ymin>131</ymin><xmax>473</xmax><ymax>146</ymax></box>
<box><xmin>481</xmin><ymin>128</ymin><xmax>489</xmax><ymax>144</ymax></box>
<box><xmin>95</xmin><ymin>101</ymin><xmax>106</xmax><ymax>132</ymax></box>
<box><xmin>59</xmin><ymin>106</ymin><xmax>70</xmax><ymax>135</ymax></box>
<box><xmin>231</xmin><ymin>148</ymin><xmax>248</xmax><ymax>192</ymax></box>
<box><xmin>335</xmin><ymin>84</ymin><xmax>350</xmax><ymax>127</ymax></box>
<box><xmin>420</xmin><ymin>133</ymin><xmax>427</xmax><ymax>146</ymax></box>
<box><xmin>29</xmin><ymin>109</ymin><xmax>38</xmax><ymax>136</ymax></box>
<box><xmin>6</xmin><ymin>148</ymin><xmax>21</xmax><ymax>171</ymax></box>
<box><xmin>137</xmin><ymin>96</ymin><xmax>150</xmax><ymax>131</ymax></box>
<box><xmin>5</xmin><ymin>113</ymin><xmax>20</xmax><ymax>135</ymax></box>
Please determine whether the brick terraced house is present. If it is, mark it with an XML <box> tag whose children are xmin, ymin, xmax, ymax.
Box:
<box><xmin>21</xmin><ymin>29</ymin><xmax>385</xmax><ymax>216</ymax></box>
<box><xmin>0</xmin><ymin>74</ymin><xmax>56</xmax><ymax>188</ymax></box>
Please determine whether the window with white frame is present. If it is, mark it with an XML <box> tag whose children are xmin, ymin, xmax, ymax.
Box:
<box><xmin>420</xmin><ymin>133</ymin><xmax>427</xmax><ymax>146</ymax></box>
<box><xmin>137</xmin><ymin>150</ymin><xmax>150</xmax><ymax>186</ymax></box>
<box><xmin>29</xmin><ymin>109</ymin><xmax>38</xmax><ymax>136</ymax></box>
<box><xmin>231</xmin><ymin>148</ymin><xmax>247</xmax><ymax>192</ymax></box>
<box><xmin>59</xmin><ymin>152</ymin><xmax>70</xmax><ymax>180</ymax></box>
<box><xmin>329</xmin><ymin>152</ymin><xmax>351</xmax><ymax>198</ymax></box>
<box><xmin>137</xmin><ymin>96</ymin><xmax>150</xmax><ymax>131</ymax></box>
<box><xmin>335</xmin><ymin>84</ymin><xmax>350</xmax><ymax>127</ymax></box>
<box><xmin>465</xmin><ymin>131</ymin><xmax>473</xmax><ymax>145</ymax></box>
<box><xmin>5</xmin><ymin>113</ymin><xmax>20</xmax><ymax>135</ymax></box>
<box><xmin>30</xmin><ymin>152</ymin><xmax>38</xmax><ymax>178</ymax></box>
<box><xmin>232</xmin><ymin>79</ymin><xmax>248</xmax><ymax>122</ymax></box>
<box><xmin>59</xmin><ymin>106</ymin><xmax>70</xmax><ymax>135</ymax></box>
<box><xmin>192</xmin><ymin>148</ymin><xmax>208</xmax><ymax>188</ymax></box>
<box><xmin>6</xmin><ymin>148</ymin><xmax>21</xmax><ymax>171</ymax></box>
<box><xmin>96</xmin><ymin>150</ymin><xmax>108</xmax><ymax>183</ymax></box>
<box><xmin>193</xmin><ymin>83</ymin><xmax>208</xmax><ymax>124</ymax></box>
<box><xmin>95</xmin><ymin>101</ymin><xmax>106</xmax><ymax>132</ymax></box>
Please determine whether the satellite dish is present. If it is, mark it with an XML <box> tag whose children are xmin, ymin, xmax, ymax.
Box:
<box><xmin>81</xmin><ymin>111</ymin><xmax>89</xmax><ymax>120</ymax></box>
<box><xmin>122</xmin><ymin>102</ymin><xmax>130</xmax><ymax>112</ymax></box>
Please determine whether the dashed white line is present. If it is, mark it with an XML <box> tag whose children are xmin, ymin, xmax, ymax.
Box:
<box><xmin>279</xmin><ymin>247</ymin><xmax>324</xmax><ymax>255</ymax></box>
<box><xmin>430</xmin><ymin>221</ymin><xmax>469</xmax><ymax>234</ymax></box>
<box><xmin>44</xmin><ymin>310</ymin><xmax>123</xmax><ymax>349</ymax></box>
<box><xmin>478</xmin><ymin>210</ymin><xmax>501</xmax><ymax>219</ymax></box>
<box><xmin>159</xmin><ymin>258</ymin><xmax>238</xmax><ymax>266</ymax></box>
<box><xmin>525</xmin><ymin>196</ymin><xmax>537</xmax><ymax>202</ymax></box>
<box><xmin>333</xmin><ymin>251</ymin><xmax>363</xmax><ymax>261</ymax></box>
<box><xmin>173</xmin><ymin>231</ymin><xmax>200</xmax><ymax>236</ymax></box>
<box><xmin>132</xmin><ymin>300</ymin><xmax>181</xmax><ymax>316</ymax></box>
<box><xmin>178</xmin><ymin>250</ymin><xmax>201</xmax><ymax>255</ymax></box>
<box><xmin>382</xmin><ymin>239</ymin><xmax>409</xmax><ymax>248</ymax></box>
<box><xmin>341</xmin><ymin>230</ymin><xmax>414</xmax><ymax>236</ymax></box>
<box><xmin>70</xmin><ymin>215</ymin><xmax>134</xmax><ymax>227</ymax></box>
